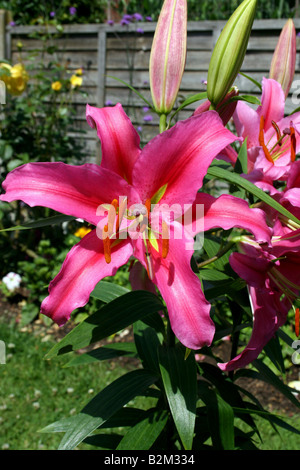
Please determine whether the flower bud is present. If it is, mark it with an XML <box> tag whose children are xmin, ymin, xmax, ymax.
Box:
<box><xmin>207</xmin><ymin>0</ymin><xmax>257</xmax><ymax>107</ymax></box>
<box><xmin>269</xmin><ymin>19</ymin><xmax>296</xmax><ymax>98</ymax></box>
<box><xmin>194</xmin><ymin>86</ymin><xmax>239</xmax><ymax>125</ymax></box>
<box><xmin>149</xmin><ymin>0</ymin><xmax>187</xmax><ymax>114</ymax></box>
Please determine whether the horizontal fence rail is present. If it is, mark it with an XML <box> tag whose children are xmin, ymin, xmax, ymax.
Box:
<box><xmin>2</xmin><ymin>18</ymin><xmax>300</xmax><ymax>160</ymax></box>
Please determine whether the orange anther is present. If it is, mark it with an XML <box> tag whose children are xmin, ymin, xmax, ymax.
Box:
<box><xmin>102</xmin><ymin>224</ymin><xmax>111</xmax><ymax>264</ymax></box>
<box><xmin>162</xmin><ymin>221</ymin><xmax>169</xmax><ymax>259</ymax></box>
<box><xmin>107</xmin><ymin>199</ymin><xmax>118</xmax><ymax>236</ymax></box>
<box><xmin>145</xmin><ymin>198</ymin><xmax>151</xmax><ymax>216</ymax></box>
<box><xmin>259</xmin><ymin>116</ymin><xmax>274</xmax><ymax>164</ymax></box>
<box><xmin>116</xmin><ymin>196</ymin><xmax>127</xmax><ymax>234</ymax></box>
<box><xmin>290</xmin><ymin>126</ymin><xmax>296</xmax><ymax>162</ymax></box>
<box><xmin>271</xmin><ymin>120</ymin><xmax>282</xmax><ymax>146</ymax></box>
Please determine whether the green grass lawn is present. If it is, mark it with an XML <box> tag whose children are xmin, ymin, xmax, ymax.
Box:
<box><xmin>0</xmin><ymin>320</ymin><xmax>137</xmax><ymax>450</ymax></box>
<box><xmin>0</xmin><ymin>320</ymin><xmax>299</xmax><ymax>450</ymax></box>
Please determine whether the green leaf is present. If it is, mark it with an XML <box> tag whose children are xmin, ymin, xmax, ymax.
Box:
<box><xmin>64</xmin><ymin>342</ymin><xmax>137</xmax><ymax>367</ymax></box>
<box><xmin>134</xmin><ymin>315</ymin><xmax>164</xmax><ymax>373</ymax></box>
<box><xmin>253</xmin><ymin>359</ymin><xmax>300</xmax><ymax>408</ymax></box>
<box><xmin>198</xmin><ymin>362</ymin><xmax>257</xmax><ymax>431</ymax></box>
<box><xmin>40</xmin><ymin>407</ymin><xmax>146</xmax><ymax>434</ymax></box>
<box><xmin>116</xmin><ymin>409</ymin><xmax>169</xmax><ymax>450</ymax></box>
<box><xmin>198</xmin><ymin>381</ymin><xmax>235</xmax><ymax>450</ymax></box>
<box><xmin>158</xmin><ymin>345</ymin><xmax>197</xmax><ymax>450</ymax></box>
<box><xmin>234</xmin><ymin>137</ymin><xmax>248</xmax><ymax>175</ymax></box>
<box><xmin>45</xmin><ymin>291</ymin><xmax>164</xmax><ymax>359</ymax></box>
<box><xmin>106</xmin><ymin>75</ymin><xmax>153</xmax><ymax>108</ymax></box>
<box><xmin>57</xmin><ymin>369</ymin><xmax>158</xmax><ymax>450</ymax></box>
<box><xmin>168</xmin><ymin>92</ymin><xmax>207</xmax><ymax>125</ymax></box>
<box><xmin>90</xmin><ymin>280</ymin><xmax>130</xmax><ymax>303</ymax></box>
<box><xmin>229</xmin><ymin>94</ymin><xmax>261</xmax><ymax>105</ymax></box>
<box><xmin>0</xmin><ymin>214</ymin><xmax>74</xmax><ymax>232</ymax></box>
<box><xmin>239</xmin><ymin>72</ymin><xmax>262</xmax><ymax>91</ymax></box>
<box><xmin>207</xmin><ymin>165</ymin><xmax>300</xmax><ymax>226</ymax></box>
<box><xmin>83</xmin><ymin>433</ymin><xmax>122</xmax><ymax>450</ymax></box>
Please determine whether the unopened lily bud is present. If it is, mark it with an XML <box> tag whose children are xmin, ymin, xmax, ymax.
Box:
<box><xmin>269</xmin><ymin>19</ymin><xmax>296</xmax><ymax>98</ymax></box>
<box><xmin>194</xmin><ymin>86</ymin><xmax>239</xmax><ymax>125</ymax></box>
<box><xmin>149</xmin><ymin>0</ymin><xmax>187</xmax><ymax>114</ymax></box>
<box><xmin>207</xmin><ymin>0</ymin><xmax>257</xmax><ymax>107</ymax></box>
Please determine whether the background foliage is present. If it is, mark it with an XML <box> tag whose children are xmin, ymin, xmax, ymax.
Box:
<box><xmin>0</xmin><ymin>0</ymin><xmax>298</xmax><ymax>24</ymax></box>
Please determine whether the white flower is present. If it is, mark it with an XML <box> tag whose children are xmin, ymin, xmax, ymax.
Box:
<box><xmin>2</xmin><ymin>272</ymin><xmax>22</xmax><ymax>291</ymax></box>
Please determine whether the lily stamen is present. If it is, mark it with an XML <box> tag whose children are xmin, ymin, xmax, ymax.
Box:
<box><xmin>259</xmin><ymin>116</ymin><xmax>296</xmax><ymax>163</ymax></box>
<box><xmin>162</xmin><ymin>220</ymin><xmax>169</xmax><ymax>259</ymax></box>
<box><xmin>259</xmin><ymin>116</ymin><xmax>274</xmax><ymax>164</ymax></box>
<box><xmin>107</xmin><ymin>198</ymin><xmax>118</xmax><ymax>236</ymax></box>
<box><xmin>102</xmin><ymin>224</ymin><xmax>111</xmax><ymax>264</ymax></box>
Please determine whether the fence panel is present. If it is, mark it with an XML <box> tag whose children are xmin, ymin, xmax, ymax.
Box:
<box><xmin>2</xmin><ymin>19</ymin><xmax>300</xmax><ymax>159</ymax></box>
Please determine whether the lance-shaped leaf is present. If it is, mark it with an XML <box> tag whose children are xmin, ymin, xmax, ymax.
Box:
<box><xmin>269</xmin><ymin>19</ymin><xmax>296</xmax><ymax>98</ymax></box>
<box><xmin>207</xmin><ymin>0</ymin><xmax>257</xmax><ymax>106</ymax></box>
<box><xmin>158</xmin><ymin>344</ymin><xmax>197</xmax><ymax>450</ymax></box>
<box><xmin>149</xmin><ymin>0</ymin><xmax>187</xmax><ymax>114</ymax></box>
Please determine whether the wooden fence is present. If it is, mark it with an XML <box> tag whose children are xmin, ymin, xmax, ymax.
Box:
<box><xmin>1</xmin><ymin>15</ymin><xmax>300</xmax><ymax>160</ymax></box>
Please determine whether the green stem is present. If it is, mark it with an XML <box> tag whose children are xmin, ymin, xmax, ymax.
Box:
<box><xmin>159</xmin><ymin>114</ymin><xmax>167</xmax><ymax>133</ymax></box>
<box><xmin>197</xmin><ymin>241</ymin><xmax>235</xmax><ymax>268</ymax></box>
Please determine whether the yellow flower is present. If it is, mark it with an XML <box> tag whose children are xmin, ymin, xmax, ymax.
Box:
<box><xmin>51</xmin><ymin>81</ymin><xmax>62</xmax><ymax>91</ymax></box>
<box><xmin>75</xmin><ymin>68</ymin><xmax>83</xmax><ymax>76</ymax></box>
<box><xmin>74</xmin><ymin>227</ymin><xmax>92</xmax><ymax>238</ymax></box>
<box><xmin>0</xmin><ymin>62</ymin><xmax>28</xmax><ymax>95</ymax></box>
<box><xmin>70</xmin><ymin>74</ymin><xmax>82</xmax><ymax>88</ymax></box>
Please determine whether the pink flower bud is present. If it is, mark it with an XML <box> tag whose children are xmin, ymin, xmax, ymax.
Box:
<box><xmin>269</xmin><ymin>19</ymin><xmax>296</xmax><ymax>98</ymax></box>
<box><xmin>194</xmin><ymin>87</ymin><xmax>239</xmax><ymax>125</ymax></box>
<box><xmin>149</xmin><ymin>0</ymin><xmax>187</xmax><ymax>114</ymax></box>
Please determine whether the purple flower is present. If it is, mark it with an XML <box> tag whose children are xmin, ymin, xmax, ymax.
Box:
<box><xmin>122</xmin><ymin>14</ymin><xmax>133</xmax><ymax>21</ymax></box>
<box><xmin>143</xmin><ymin>106</ymin><xmax>149</xmax><ymax>112</ymax></box>
<box><xmin>69</xmin><ymin>6</ymin><xmax>77</xmax><ymax>15</ymax></box>
<box><xmin>107</xmin><ymin>19</ymin><xmax>114</xmax><ymax>26</ymax></box>
<box><xmin>143</xmin><ymin>114</ymin><xmax>153</xmax><ymax>122</ymax></box>
<box><xmin>136</xmin><ymin>28</ymin><xmax>144</xmax><ymax>34</ymax></box>
<box><xmin>133</xmin><ymin>13</ymin><xmax>143</xmax><ymax>21</ymax></box>
<box><xmin>120</xmin><ymin>18</ymin><xmax>130</xmax><ymax>26</ymax></box>
<box><xmin>50</xmin><ymin>11</ymin><xmax>55</xmax><ymax>17</ymax></box>
<box><xmin>146</xmin><ymin>16</ymin><xmax>153</xmax><ymax>21</ymax></box>
<box><xmin>105</xmin><ymin>100</ymin><xmax>113</xmax><ymax>106</ymax></box>
<box><xmin>9</xmin><ymin>21</ymin><xmax>16</xmax><ymax>27</ymax></box>
<box><xmin>137</xmin><ymin>126</ymin><xmax>143</xmax><ymax>132</ymax></box>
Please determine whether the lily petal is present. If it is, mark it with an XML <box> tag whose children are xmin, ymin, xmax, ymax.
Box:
<box><xmin>132</xmin><ymin>111</ymin><xmax>238</xmax><ymax>208</ymax></box>
<box><xmin>41</xmin><ymin>229</ymin><xmax>133</xmax><ymax>326</ymax></box>
<box><xmin>218</xmin><ymin>286</ymin><xmax>289</xmax><ymax>371</ymax></box>
<box><xmin>257</xmin><ymin>77</ymin><xmax>285</xmax><ymax>130</ymax></box>
<box><xmin>229</xmin><ymin>252</ymin><xmax>270</xmax><ymax>288</ymax></box>
<box><xmin>0</xmin><ymin>162</ymin><xmax>139</xmax><ymax>226</ymax></box>
<box><xmin>134</xmin><ymin>222</ymin><xmax>215</xmax><ymax>350</ymax></box>
<box><xmin>184</xmin><ymin>193</ymin><xmax>271</xmax><ymax>244</ymax></box>
<box><xmin>86</xmin><ymin>103</ymin><xmax>141</xmax><ymax>183</ymax></box>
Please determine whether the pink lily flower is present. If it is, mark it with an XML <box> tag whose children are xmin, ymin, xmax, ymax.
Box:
<box><xmin>1</xmin><ymin>103</ymin><xmax>242</xmax><ymax>350</ymax></box>
<box><xmin>219</xmin><ymin>234</ymin><xmax>300</xmax><ymax>371</ymax></box>
<box><xmin>233</xmin><ymin>77</ymin><xmax>300</xmax><ymax>181</ymax></box>
<box><xmin>248</xmin><ymin>160</ymin><xmax>300</xmax><ymax>236</ymax></box>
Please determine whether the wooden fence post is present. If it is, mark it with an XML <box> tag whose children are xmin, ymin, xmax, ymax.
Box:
<box><xmin>0</xmin><ymin>10</ymin><xmax>6</xmax><ymax>60</ymax></box>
